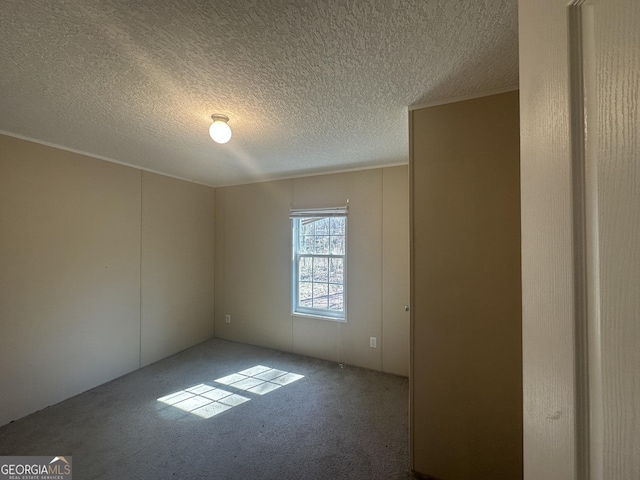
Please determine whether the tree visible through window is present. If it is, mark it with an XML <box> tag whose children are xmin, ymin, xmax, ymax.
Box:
<box><xmin>292</xmin><ymin>212</ymin><xmax>346</xmax><ymax>321</ymax></box>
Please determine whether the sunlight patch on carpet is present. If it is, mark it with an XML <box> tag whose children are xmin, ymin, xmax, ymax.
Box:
<box><xmin>157</xmin><ymin>365</ymin><xmax>304</xmax><ymax>419</ymax></box>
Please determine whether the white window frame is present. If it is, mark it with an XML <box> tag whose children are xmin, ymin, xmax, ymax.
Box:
<box><xmin>290</xmin><ymin>206</ymin><xmax>348</xmax><ymax>322</ymax></box>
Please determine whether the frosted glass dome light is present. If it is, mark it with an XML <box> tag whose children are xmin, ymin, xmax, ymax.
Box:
<box><xmin>209</xmin><ymin>114</ymin><xmax>232</xmax><ymax>144</ymax></box>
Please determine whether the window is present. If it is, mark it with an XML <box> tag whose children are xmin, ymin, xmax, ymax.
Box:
<box><xmin>291</xmin><ymin>207</ymin><xmax>347</xmax><ymax>321</ymax></box>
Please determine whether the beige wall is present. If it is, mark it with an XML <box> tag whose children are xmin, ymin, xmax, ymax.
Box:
<box><xmin>382</xmin><ymin>167</ymin><xmax>410</xmax><ymax>376</ymax></box>
<box><xmin>410</xmin><ymin>91</ymin><xmax>522</xmax><ymax>478</ymax></box>
<box><xmin>0</xmin><ymin>135</ymin><xmax>215</xmax><ymax>426</ymax></box>
<box><xmin>214</xmin><ymin>166</ymin><xmax>409</xmax><ymax>375</ymax></box>
<box><xmin>141</xmin><ymin>172</ymin><xmax>215</xmax><ymax>366</ymax></box>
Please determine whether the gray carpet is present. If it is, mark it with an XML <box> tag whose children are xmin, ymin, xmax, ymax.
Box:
<box><xmin>0</xmin><ymin>338</ymin><xmax>412</xmax><ymax>479</ymax></box>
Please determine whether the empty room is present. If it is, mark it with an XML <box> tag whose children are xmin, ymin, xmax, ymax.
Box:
<box><xmin>3</xmin><ymin>1</ymin><xmax>638</xmax><ymax>479</ymax></box>
<box><xmin>3</xmin><ymin>1</ymin><xmax>519</xmax><ymax>479</ymax></box>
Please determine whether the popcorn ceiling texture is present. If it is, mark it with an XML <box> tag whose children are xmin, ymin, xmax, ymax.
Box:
<box><xmin>0</xmin><ymin>0</ymin><xmax>518</xmax><ymax>186</ymax></box>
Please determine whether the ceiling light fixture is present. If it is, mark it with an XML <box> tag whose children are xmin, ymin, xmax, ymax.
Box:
<box><xmin>209</xmin><ymin>114</ymin><xmax>232</xmax><ymax>144</ymax></box>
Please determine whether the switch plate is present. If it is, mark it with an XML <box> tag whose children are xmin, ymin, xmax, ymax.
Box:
<box><xmin>370</xmin><ymin>337</ymin><xmax>377</xmax><ymax>348</ymax></box>
<box><xmin>225</xmin><ymin>314</ymin><xmax>231</xmax><ymax>323</ymax></box>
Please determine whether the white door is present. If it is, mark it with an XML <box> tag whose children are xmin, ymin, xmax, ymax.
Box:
<box><xmin>520</xmin><ymin>0</ymin><xmax>639</xmax><ymax>479</ymax></box>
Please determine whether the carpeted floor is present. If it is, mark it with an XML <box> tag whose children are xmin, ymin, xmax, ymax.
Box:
<box><xmin>0</xmin><ymin>338</ymin><xmax>412</xmax><ymax>479</ymax></box>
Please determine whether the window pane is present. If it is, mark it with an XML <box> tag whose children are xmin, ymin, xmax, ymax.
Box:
<box><xmin>315</xmin><ymin>235</ymin><xmax>329</xmax><ymax>254</ymax></box>
<box><xmin>330</xmin><ymin>235</ymin><xmax>345</xmax><ymax>255</ymax></box>
<box><xmin>300</xmin><ymin>219</ymin><xmax>315</xmax><ymax>235</ymax></box>
<box><xmin>330</xmin><ymin>217</ymin><xmax>345</xmax><ymax>235</ymax></box>
<box><xmin>312</xmin><ymin>257</ymin><xmax>328</xmax><ymax>282</ymax></box>
<box><xmin>328</xmin><ymin>284</ymin><xmax>344</xmax><ymax>311</ymax></box>
<box><xmin>329</xmin><ymin>258</ymin><xmax>344</xmax><ymax>284</ymax></box>
<box><xmin>298</xmin><ymin>282</ymin><xmax>313</xmax><ymax>308</ymax></box>
<box><xmin>299</xmin><ymin>257</ymin><xmax>312</xmax><ymax>281</ymax></box>
<box><xmin>300</xmin><ymin>235</ymin><xmax>314</xmax><ymax>254</ymax></box>
<box><xmin>315</xmin><ymin>218</ymin><xmax>329</xmax><ymax>235</ymax></box>
<box><xmin>312</xmin><ymin>283</ymin><xmax>329</xmax><ymax>309</ymax></box>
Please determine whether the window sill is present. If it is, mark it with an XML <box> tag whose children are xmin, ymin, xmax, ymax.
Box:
<box><xmin>292</xmin><ymin>312</ymin><xmax>347</xmax><ymax>323</ymax></box>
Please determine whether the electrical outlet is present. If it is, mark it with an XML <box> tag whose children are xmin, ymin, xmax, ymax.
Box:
<box><xmin>225</xmin><ymin>314</ymin><xmax>231</xmax><ymax>324</ymax></box>
<box><xmin>370</xmin><ymin>336</ymin><xmax>377</xmax><ymax>348</ymax></box>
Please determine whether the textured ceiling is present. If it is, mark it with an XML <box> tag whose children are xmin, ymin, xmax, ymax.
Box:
<box><xmin>0</xmin><ymin>0</ymin><xmax>518</xmax><ymax>187</ymax></box>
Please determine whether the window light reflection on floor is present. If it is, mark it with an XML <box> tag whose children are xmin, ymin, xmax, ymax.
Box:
<box><xmin>215</xmin><ymin>365</ymin><xmax>304</xmax><ymax>393</ymax></box>
<box><xmin>157</xmin><ymin>365</ymin><xmax>304</xmax><ymax>419</ymax></box>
